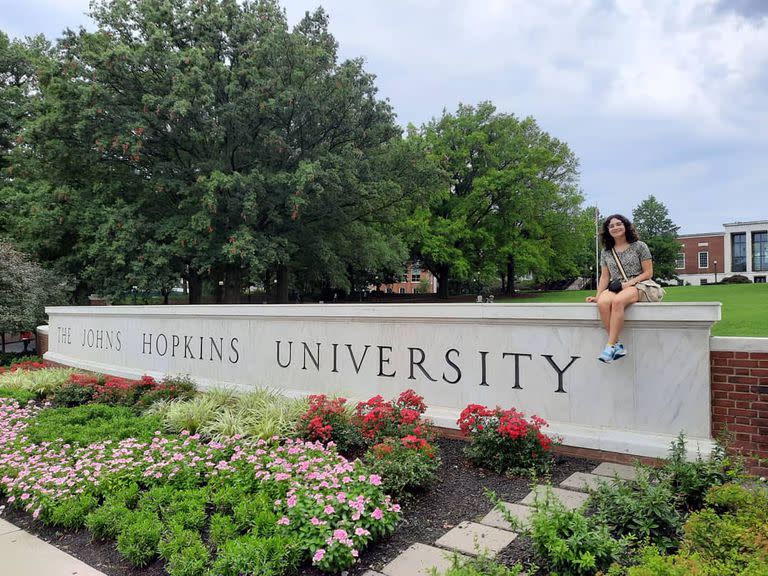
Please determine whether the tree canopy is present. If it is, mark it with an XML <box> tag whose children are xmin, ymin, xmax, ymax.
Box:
<box><xmin>408</xmin><ymin>102</ymin><xmax>589</xmax><ymax>297</ymax></box>
<box><xmin>1</xmin><ymin>2</ymin><xmax>591</xmax><ymax>303</ymax></box>
<box><xmin>632</xmin><ymin>195</ymin><xmax>680</xmax><ymax>280</ymax></box>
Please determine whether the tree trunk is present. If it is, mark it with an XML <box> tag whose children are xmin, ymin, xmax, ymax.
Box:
<box><xmin>223</xmin><ymin>267</ymin><xmax>242</xmax><ymax>303</ymax></box>
<box><xmin>436</xmin><ymin>265</ymin><xmax>450</xmax><ymax>300</ymax></box>
<box><xmin>1</xmin><ymin>333</ymin><xmax>5</xmax><ymax>353</ymax></box>
<box><xmin>276</xmin><ymin>264</ymin><xmax>290</xmax><ymax>304</ymax></box>
<box><xmin>505</xmin><ymin>255</ymin><xmax>516</xmax><ymax>295</ymax></box>
<box><xmin>162</xmin><ymin>288</ymin><xmax>170</xmax><ymax>305</ymax></box>
<box><xmin>188</xmin><ymin>270</ymin><xmax>203</xmax><ymax>304</ymax></box>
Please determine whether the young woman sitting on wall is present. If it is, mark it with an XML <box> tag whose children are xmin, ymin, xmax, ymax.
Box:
<box><xmin>586</xmin><ymin>214</ymin><xmax>661</xmax><ymax>363</ymax></box>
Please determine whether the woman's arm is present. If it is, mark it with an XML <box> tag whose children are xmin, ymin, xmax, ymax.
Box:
<box><xmin>622</xmin><ymin>259</ymin><xmax>653</xmax><ymax>290</ymax></box>
<box><xmin>586</xmin><ymin>266</ymin><xmax>610</xmax><ymax>302</ymax></box>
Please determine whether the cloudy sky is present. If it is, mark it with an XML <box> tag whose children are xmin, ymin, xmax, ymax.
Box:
<box><xmin>2</xmin><ymin>0</ymin><xmax>767</xmax><ymax>234</ymax></box>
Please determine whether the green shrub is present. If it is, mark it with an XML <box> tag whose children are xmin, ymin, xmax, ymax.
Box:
<box><xmin>208</xmin><ymin>483</ymin><xmax>250</xmax><ymax>513</ymax></box>
<box><xmin>158</xmin><ymin>524</ymin><xmax>203</xmax><ymax>561</ymax></box>
<box><xmin>0</xmin><ymin>367</ymin><xmax>77</xmax><ymax>397</ymax></box>
<box><xmin>210</xmin><ymin>533</ymin><xmax>302</xmax><ymax>576</ymax></box>
<box><xmin>649</xmin><ymin>434</ymin><xmax>742</xmax><ymax>511</ymax></box>
<box><xmin>364</xmin><ymin>437</ymin><xmax>441</xmax><ymax>498</ymax></box>
<box><xmin>0</xmin><ymin>353</ymin><xmax>42</xmax><ymax>367</ymax></box>
<box><xmin>85</xmin><ymin>501</ymin><xmax>133</xmax><ymax>539</ymax></box>
<box><xmin>165</xmin><ymin>489</ymin><xmax>208</xmax><ymax>531</ymax></box>
<box><xmin>529</xmin><ymin>488</ymin><xmax>629</xmax><ymax>575</ymax></box>
<box><xmin>24</xmin><ymin>404</ymin><xmax>162</xmax><ymax>445</ymax></box>
<box><xmin>116</xmin><ymin>511</ymin><xmax>162</xmax><ymax>567</ymax></box>
<box><xmin>166</xmin><ymin>541</ymin><xmax>210</xmax><ymax>576</ymax></box>
<box><xmin>721</xmin><ymin>274</ymin><xmax>752</xmax><ymax>284</ymax></box>
<box><xmin>622</xmin><ymin>483</ymin><xmax>768</xmax><ymax>576</ymax></box>
<box><xmin>54</xmin><ymin>381</ymin><xmax>97</xmax><ymax>407</ymax></box>
<box><xmin>47</xmin><ymin>494</ymin><xmax>99</xmax><ymax>529</ymax></box>
<box><xmin>623</xmin><ymin>547</ymin><xmax>707</xmax><ymax>575</ymax></box>
<box><xmin>108</xmin><ymin>482</ymin><xmax>141</xmax><ymax>508</ymax></box>
<box><xmin>233</xmin><ymin>491</ymin><xmax>278</xmax><ymax>536</ymax></box>
<box><xmin>590</xmin><ymin>470</ymin><xmax>683</xmax><ymax>551</ymax></box>
<box><xmin>209</xmin><ymin>512</ymin><xmax>240</xmax><ymax>548</ymax></box>
<box><xmin>0</xmin><ymin>387</ymin><xmax>37</xmax><ymax>404</ymax></box>
<box><xmin>137</xmin><ymin>485</ymin><xmax>176</xmax><ymax>515</ymax></box>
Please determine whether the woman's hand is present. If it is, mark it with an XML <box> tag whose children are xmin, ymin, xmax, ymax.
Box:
<box><xmin>586</xmin><ymin>296</ymin><xmax>597</xmax><ymax>303</ymax></box>
<box><xmin>621</xmin><ymin>281</ymin><xmax>635</xmax><ymax>290</ymax></box>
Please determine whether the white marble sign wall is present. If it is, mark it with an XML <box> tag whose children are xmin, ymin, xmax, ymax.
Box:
<box><xmin>45</xmin><ymin>303</ymin><xmax>720</xmax><ymax>458</ymax></box>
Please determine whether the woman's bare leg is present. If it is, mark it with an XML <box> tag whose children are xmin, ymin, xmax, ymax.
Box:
<box><xmin>596</xmin><ymin>291</ymin><xmax>615</xmax><ymax>333</ymax></box>
<box><xmin>608</xmin><ymin>288</ymin><xmax>640</xmax><ymax>344</ymax></box>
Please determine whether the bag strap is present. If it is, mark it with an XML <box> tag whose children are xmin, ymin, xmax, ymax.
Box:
<box><xmin>611</xmin><ymin>248</ymin><xmax>629</xmax><ymax>282</ymax></box>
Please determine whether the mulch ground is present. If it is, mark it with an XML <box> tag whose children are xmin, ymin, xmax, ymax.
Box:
<box><xmin>1</xmin><ymin>437</ymin><xmax>598</xmax><ymax>575</ymax></box>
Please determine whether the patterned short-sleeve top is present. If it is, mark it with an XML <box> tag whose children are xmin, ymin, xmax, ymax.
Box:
<box><xmin>600</xmin><ymin>240</ymin><xmax>652</xmax><ymax>282</ymax></box>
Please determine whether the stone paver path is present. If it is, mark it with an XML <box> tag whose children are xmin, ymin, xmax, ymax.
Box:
<box><xmin>592</xmin><ymin>462</ymin><xmax>639</xmax><ymax>480</ymax></box>
<box><xmin>381</xmin><ymin>459</ymin><xmax>637</xmax><ymax>575</ymax></box>
<box><xmin>435</xmin><ymin>521</ymin><xmax>517</xmax><ymax>556</ymax></box>
<box><xmin>382</xmin><ymin>543</ymin><xmax>468</xmax><ymax>576</ymax></box>
<box><xmin>480</xmin><ymin>501</ymin><xmax>533</xmax><ymax>530</ymax></box>
<box><xmin>560</xmin><ymin>471</ymin><xmax>615</xmax><ymax>491</ymax></box>
<box><xmin>519</xmin><ymin>484</ymin><xmax>590</xmax><ymax>509</ymax></box>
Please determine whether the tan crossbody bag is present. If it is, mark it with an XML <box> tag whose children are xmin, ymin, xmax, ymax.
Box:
<box><xmin>611</xmin><ymin>248</ymin><xmax>666</xmax><ymax>302</ymax></box>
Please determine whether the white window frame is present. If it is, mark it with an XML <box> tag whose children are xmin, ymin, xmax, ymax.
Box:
<box><xmin>675</xmin><ymin>253</ymin><xmax>685</xmax><ymax>269</ymax></box>
<box><xmin>698</xmin><ymin>251</ymin><xmax>709</xmax><ymax>269</ymax></box>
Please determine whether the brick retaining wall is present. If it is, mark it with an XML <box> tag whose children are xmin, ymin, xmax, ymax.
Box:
<box><xmin>36</xmin><ymin>327</ymin><xmax>48</xmax><ymax>356</ymax></box>
<box><xmin>711</xmin><ymin>343</ymin><xmax>768</xmax><ymax>477</ymax></box>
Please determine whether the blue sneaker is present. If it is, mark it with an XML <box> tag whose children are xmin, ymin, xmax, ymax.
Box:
<box><xmin>613</xmin><ymin>343</ymin><xmax>627</xmax><ymax>360</ymax></box>
<box><xmin>598</xmin><ymin>345</ymin><xmax>617</xmax><ymax>363</ymax></box>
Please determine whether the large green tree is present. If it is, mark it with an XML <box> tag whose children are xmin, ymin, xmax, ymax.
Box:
<box><xmin>409</xmin><ymin>102</ymin><xmax>587</xmax><ymax>297</ymax></box>
<box><xmin>632</xmin><ymin>195</ymin><xmax>680</xmax><ymax>281</ymax></box>
<box><xmin>5</xmin><ymin>0</ymin><xmax>429</xmax><ymax>303</ymax></box>
<box><xmin>0</xmin><ymin>242</ymin><xmax>70</xmax><ymax>349</ymax></box>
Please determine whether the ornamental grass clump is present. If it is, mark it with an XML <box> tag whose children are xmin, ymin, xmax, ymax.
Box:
<box><xmin>457</xmin><ymin>404</ymin><xmax>557</xmax><ymax>474</ymax></box>
<box><xmin>0</xmin><ymin>366</ymin><xmax>77</xmax><ymax>397</ymax></box>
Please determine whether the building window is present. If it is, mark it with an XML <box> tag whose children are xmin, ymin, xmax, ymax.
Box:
<box><xmin>731</xmin><ymin>233</ymin><xmax>746</xmax><ymax>272</ymax></box>
<box><xmin>755</xmin><ymin>276</ymin><xmax>766</xmax><ymax>283</ymax></box>
<box><xmin>411</xmin><ymin>262</ymin><xmax>421</xmax><ymax>283</ymax></box>
<box><xmin>386</xmin><ymin>288</ymin><xmax>393</xmax><ymax>294</ymax></box>
<box><xmin>753</xmin><ymin>231</ymin><xmax>768</xmax><ymax>272</ymax></box>
<box><xmin>700</xmin><ymin>279</ymin><xmax>708</xmax><ymax>285</ymax></box>
<box><xmin>398</xmin><ymin>287</ymin><xmax>406</xmax><ymax>294</ymax></box>
<box><xmin>675</xmin><ymin>253</ymin><xmax>685</xmax><ymax>269</ymax></box>
<box><xmin>698</xmin><ymin>251</ymin><xmax>709</xmax><ymax>269</ymax></box>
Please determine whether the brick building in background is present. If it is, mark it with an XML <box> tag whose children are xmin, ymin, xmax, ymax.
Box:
<box><xmin>374</xmin><ymin>261</ymin><xmax>437</xmax><ymax>294</ymax></box>
<box><xmin>675</xmin><ymin>220</ymin><xmax>768</xmax><ymax>285</ymax></box>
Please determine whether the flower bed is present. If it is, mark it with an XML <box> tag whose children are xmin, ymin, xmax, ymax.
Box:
<box><xmin>0</xmin><ymin>396</ymin><xmax>399</xmax><ymax>574</ymax></box>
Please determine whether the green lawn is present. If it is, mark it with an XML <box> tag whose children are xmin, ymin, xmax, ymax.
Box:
<box><xmin>500</xmin><ymin>284</ymin><xmax>768</xmax><ymax>337</ymax></box>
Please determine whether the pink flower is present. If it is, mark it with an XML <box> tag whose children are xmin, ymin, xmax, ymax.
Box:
<box><xmin>277</xmin><ymin>516</ymin><xmax>290</xmax><ymax>525</ymax></box>
<box><xmin>323</xmin><ymin>504</ymin><xmax>335</xmax><ymax>514</ymax></box>
<box><xmin>312</xmin><ymin>548</ymin><xmax>326</xmax><ymax>564</ymax></box>
<box><xmin>371</xmin><ymin>507</ymin><xmax>383</xmax><ymax>520</ymax></box>
<box><xmin>369</xmin><ymin>474</ymin><xmax>382</xmax><ymax>486</ymax></box>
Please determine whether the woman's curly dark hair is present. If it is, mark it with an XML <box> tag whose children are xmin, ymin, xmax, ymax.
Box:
<box><xmin>601</xmin><ymin>214</ymin><xmax>639</xmax><ymax>250</ymax></box>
